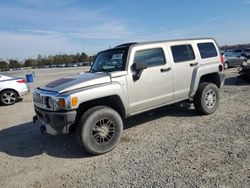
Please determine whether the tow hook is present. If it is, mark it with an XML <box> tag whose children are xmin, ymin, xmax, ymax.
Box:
<box><xmin>40</xmin><ymin>125</ymin><xmax>46</xmax><ymax>135</ymax></box>
<box><xmin>33</xmin><ymin>116</ymin><xmax>38</xmax><ymax>124</ymax></box>
<box><xmin>33</xmin><ymin>115</ymin><xmax>46</xmax><ymax>135</ymax></box>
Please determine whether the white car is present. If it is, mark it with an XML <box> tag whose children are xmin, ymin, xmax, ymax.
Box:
<box><xmin>0</xmin><ymin>75</ymin><xmax>29</xmax><ymax>105</ymax></box>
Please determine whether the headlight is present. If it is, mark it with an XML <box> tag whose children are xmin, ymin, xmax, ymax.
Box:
<box><xmin>53</xmin><ymin>96</ymin><xmax>71</xmax><ymax>110</ymax></box>
<box><xmin>58</xmin><ymin>98</ymin><xmax>66</xmax><ymax>108</ymax></box>
<box><xmin>43</xmin><ymin>95</ymin><xmax>78</xmax><ymax>110</ymax></box>
<box><xmin>55</xmin><ymin>98</ymin><xmax>68</xmax><ymax>109</ymax></box>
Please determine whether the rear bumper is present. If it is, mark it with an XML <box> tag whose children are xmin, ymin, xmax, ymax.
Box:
<box><xmin>33</xmin><ymin>106</ymin><xmax>77</xmax><ymax>135</ymax></box>
<box><xmin>19</xmin><ymin>88</ymin><xmax>29</xmax><ymax>96</ymax></box>
<box><xmin>18</xmin><ymin>84</ymin><xmax>30</xmax><ymax>96</ymax></box>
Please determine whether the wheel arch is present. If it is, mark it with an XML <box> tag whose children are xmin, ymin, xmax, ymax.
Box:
<box><xmin>199</xmin><ymin>73</ymin><xmax>221</xmax><ymax>88</ymax></box>
<box><xmin>189</xmin><ymin>63</ymin><xmax>224</xmax><ymax>98</ymax></box>
<box><xmin>0</xmin><ymin>88</ymin><xmax>20</xmax><ymax>97</ymax></box>
<box><xmin>74</xmin><ymin>95</ymin><xmax>126</xmax><ymax>126</ymax></box>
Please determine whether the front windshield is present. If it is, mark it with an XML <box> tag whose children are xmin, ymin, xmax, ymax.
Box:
<box><xmin>91</xmin><ymin>48</ymin><xmax>128</xmax><ymax>72</ymax></box>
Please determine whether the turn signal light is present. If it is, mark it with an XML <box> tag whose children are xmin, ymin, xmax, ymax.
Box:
<box><xmin>71</xmin><ymin>96</ymin><xmax>78</xmax><ymax>106</ymax></box>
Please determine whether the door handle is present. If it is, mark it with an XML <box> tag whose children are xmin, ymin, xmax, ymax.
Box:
<box><xmin>190</xmin><ymin>62</ymin><xmax>198</xmax><ymax>67</ymax></box>
<box><xmin>160</xmin><ymin>67</ymin><xmax>171</xmax><ymax>72</ymax></box>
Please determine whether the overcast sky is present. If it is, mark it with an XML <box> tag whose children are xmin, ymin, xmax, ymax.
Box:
<box><xmin>0</xmin><ymin>0</ymin><xmax>250</xmax><ymax>59</ymax></box>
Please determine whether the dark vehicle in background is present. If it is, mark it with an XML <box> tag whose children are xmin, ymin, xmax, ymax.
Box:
<box><xmin>222</xmin><ymin>51</ymin><xmax>247</xmax><ymax>69</ymax></box>
<box><xmin>238</xmin><ymin>64</ymin><xmax>250</xmax><ymax>82</ymax></box>
<box><xmin>232</xmin><ymin>49</ymin><xmax>250</xmax><ymax>59</ymax></box>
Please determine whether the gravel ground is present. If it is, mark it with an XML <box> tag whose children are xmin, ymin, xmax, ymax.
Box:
<box><xmin>0</xmin><ymin>67</ymin><xmax>249</xmax><ymax>188</ymax></box>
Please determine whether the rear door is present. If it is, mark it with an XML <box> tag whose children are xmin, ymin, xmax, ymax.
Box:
<box><xmin>170</xmin><ymin>40</ymin><xmax>219</xmax><ymax>100</ymax></box>
<box><xmin>231</xmin><ymin>52</ymin><xmax>242</xmax><ymax>66</ymax></box>
<box><xmin>169</xmin><ymin>42</ymin><xmax>197</xmax><ymax>100</ymax></box>
<box><xmin>228</xmin><ymin>52</ymin><xmax>238</xmax><ymax>66</ymax></box>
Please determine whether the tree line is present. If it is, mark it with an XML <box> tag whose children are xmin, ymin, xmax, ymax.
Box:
<box><xmin>220</xmin><ymin>43</ymin><xmax>250</xmax><ymax>51</ymax></box>
<box><xmin>1</xmin><ymin>43</ymin><xmax>250</xmax><ymax>71</ymax></box>
<box><xmin>0</xmin><ymin>52</ymin><xmax>95</xmax><ymax>71</ymax></box>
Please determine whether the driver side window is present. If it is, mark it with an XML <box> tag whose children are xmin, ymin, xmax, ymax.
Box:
<box><xmin>133</xmin><ymin>48</ymin><xmax>166</xmax><ymax>67</ymax></box>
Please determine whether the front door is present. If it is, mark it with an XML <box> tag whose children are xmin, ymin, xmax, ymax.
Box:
<box><xmin>127</xmin><ymin>46</ymin><xmax>174</xmax><ymax>114</ymax></box>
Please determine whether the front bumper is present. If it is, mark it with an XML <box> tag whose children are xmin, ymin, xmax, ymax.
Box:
<box><xmin>33</xmin><ymin>106</ymin><xmax>77</xmax><ymax>135</ymax></box>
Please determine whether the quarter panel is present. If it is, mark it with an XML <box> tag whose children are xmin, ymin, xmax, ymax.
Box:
<box><xmin>0</xmin><ymin>79</ymin><xmax>27</xmax><ymax>96</ymax></box>
<box><xmin>189</xmin><ymin>62</ymin><xmax>222</xmax><ymax>97</ymax></box>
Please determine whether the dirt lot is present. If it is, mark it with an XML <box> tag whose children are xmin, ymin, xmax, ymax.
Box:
<box><xmin>0</xmin><ymin>67</ymin><xmax>249</xmax><ymax>188</ymax></box>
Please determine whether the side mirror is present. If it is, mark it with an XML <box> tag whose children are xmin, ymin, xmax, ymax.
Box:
<box><xmin>132</xmin><ymin>62</ymin><xmax>147</xmax><ymax>81</ymax></box>
<box><xmin>133</xmin><ymin>61</ymin><xmax>147</xmax><ymax>71</ymax></box>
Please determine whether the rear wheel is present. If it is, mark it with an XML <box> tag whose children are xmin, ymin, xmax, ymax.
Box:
<box><xmin>224</xmin><ymin>62</ymin><xmax>229</xmax><ymax>69</ymax></box>
<box><xmin>194</xmin><ymin>82</ymin><xmax>219</xmax><ymax>115</ymax></box>
<box><xmin>0</xmin><ymin>90</ymin><xmax>18</xmax><ymax>105</ymax></box>
<box><xmin>77</xmin><ymin>106</ymin><xmax>123</xmax><ymax>155</ymax></box>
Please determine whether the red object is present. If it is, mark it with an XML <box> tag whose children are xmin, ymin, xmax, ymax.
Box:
<box><xmin>220</xmin><ymin>55</ymin><xmax>224</xmax><ymax>64</ymax></box>
<box><xmin>17</xmin><ymin>79</ymin><xmax>26</xmax><ymax>83</ymax></box>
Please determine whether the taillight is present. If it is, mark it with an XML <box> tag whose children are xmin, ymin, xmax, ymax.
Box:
<box><xmin>220</xmin><ymin>55</ymin><xmax>224</xmax><ymax>64</ymax></box>
<box><xmin>17</xmin><ymin>79</ymin><xmax>26</xmax><ymax>83</ymax></box>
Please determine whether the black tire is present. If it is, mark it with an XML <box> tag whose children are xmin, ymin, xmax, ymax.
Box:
<box><xmin>77</xmin><ymin>106</ymin><xmax>123</xmax><ymax>155</ymax></box>
<box><xmin>224</xmin><ymin>62</ymin><xmax>229</xmax><ymax>69</ymax></box>
<box><xmin>0</xmin><ymin>89</ymin><xmax>18</xmax><ymax>106</ymax></box>
<box><xmin>194</xmin><ymin>82</ymin><xmax>219</xmax><ymax>115</ymax></box>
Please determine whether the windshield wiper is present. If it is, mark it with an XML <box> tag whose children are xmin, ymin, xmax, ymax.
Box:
<box><xmin>91</xmin><ymin>68</ymin><xmax>110</xmax><ymax>73</ymax></box>
<box><xmin>91</xmin><ymin>68</ymin><xmax>99</xmax><ymax>73</ymax></box>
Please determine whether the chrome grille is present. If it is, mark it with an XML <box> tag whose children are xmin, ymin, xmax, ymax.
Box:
<box><xmin>33</xmin><ymin>89</ymin><xmax>57</xmax><ymax>110</ymax></box>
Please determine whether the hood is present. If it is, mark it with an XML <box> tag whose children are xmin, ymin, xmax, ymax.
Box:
<box><xmin>39</xmin><ymin>72</ymin><xmax>111</xmax><ymax>93</ymax></box>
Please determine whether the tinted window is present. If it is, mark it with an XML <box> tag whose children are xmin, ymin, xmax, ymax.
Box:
<box><xmin>171</xmin><ymin>45</ymin><xmax>195</xmax><ymax>63</ymax></box>
<box><xmin>134</xmin><ymin>48</ymin><xmax>165</xmax><ymax>67</ymax></box>
<box><xmin>198</xmin><ymin>42</ymin><xmax>218</xmax><ymax>58</ymax></box>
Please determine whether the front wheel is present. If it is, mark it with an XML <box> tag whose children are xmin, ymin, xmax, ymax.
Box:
<box><xmin>194</xmin><ymin>82</ymin><xmax>219</xmax><ymax>115</ymax></box>
<box><xmin>77</xmin><ymin>106</ymin><xmax>123</xmax><ymax>155</ymax></box>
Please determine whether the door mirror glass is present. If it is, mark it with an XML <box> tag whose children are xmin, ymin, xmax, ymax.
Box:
<box><xmin>133</xmin><ymin>61</ymin><xmax>147</xmax><ymax>71</ymax></box>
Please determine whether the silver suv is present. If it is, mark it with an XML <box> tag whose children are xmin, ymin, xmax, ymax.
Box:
<box><xmin>33</xmin><ymin>38</ymin><xmax>225</xmax><ymax>155</ymax></box>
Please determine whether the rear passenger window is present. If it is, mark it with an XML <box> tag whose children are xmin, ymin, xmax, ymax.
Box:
<box><xmin>171</xmin><ymin>45</ymin><xmax>195</xmax><ymax>63</ymax></box>
<box><xmin>133</xmin><ymin>48</ymin><xmax>165</xmax><ymax>67</ymax></box>
<box><xmin>197</xmin><ymin>42</ymin><xmax>218</xmax><ymax>59</ymax></box>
